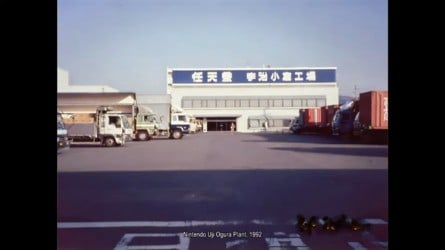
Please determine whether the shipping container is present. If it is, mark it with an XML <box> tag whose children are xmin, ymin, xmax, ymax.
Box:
<box><xmin>359</xmin><ymin>91</ymin><xmax>388</xmax><ymax>130</ymax></box>
<box><xmin>320</xmin><ymin>104</ymin><xmax>340</xmax><ymax>127</ymax></box>
<box><xmin>317</xmin><ymin>104</ymin><xmax>340</xmax><ymax>134</ymax></box>
<box><xmin>303</xmin><ymin>108</ymin><xmax>321</xmax><ymax>126</ymax></box>
<box><xmin>292</xmin><ymin>108</ymin><xmax>322</xmax><ymax>134</ymax></box>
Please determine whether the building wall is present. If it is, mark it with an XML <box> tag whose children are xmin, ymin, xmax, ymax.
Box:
<box><xmin>58</xmin><ymin>68</ymin><xmax>69</xmax><ymax>87</ymax></box>
<box><xmin>58</xmin><ymin>93</ymin><xmax>137</xmax><ymax>125</ymax></box>
<box><xmin>167</xmin><ymin>68</ymin><xmax>339</xmax><ymax>133</ymax></box>
<box><xmin>57</xmin><ymin>67</ymin><xmax>119</xmax><ymax>93</ymax></box>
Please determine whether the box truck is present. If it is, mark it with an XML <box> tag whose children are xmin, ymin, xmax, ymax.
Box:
<box><xmin>133</xmin><ymin>105</ymin><xmax>190</xmax><ymax>140</ymax></box>
<box><xmin>66</xmin><ymin>106</ymin><xmax>133</xmax><ymax>147</ymax></box>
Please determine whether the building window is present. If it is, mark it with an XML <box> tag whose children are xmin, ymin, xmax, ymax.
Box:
<box><xmin>307</xmin><ymin>99</ymin><xmax>316</xmax><ymax>107</ymax></box>
<box><xmin>240</xmin><ymin>100</ymin><xmax>249</xmax><ymax>107</ymax></box>
<box><xmin>317</xmin><ymin>98</ymin><xmax>326</xmax><ymax>107</ymax></box>
<box><xmin>217</xmin><ymin>100</ymin><xmax>225</xmax><ymax>108</ymax></box>
<box><xmin>283</xmin><ymin>99</ymin><xmax>292</xmax><ymax>107</ymax></box>
<box><xmin>273</xmin><ymin>99</ymin><xmax>283</xmax><ymax>107</ymax></box>
<box><xmin>275</xmin><ymin>119</ymin><xmax>284</xmax><ymax>127</ymax></box>
<box><xmin>293</xmin><ymin>99</ymin><xmax>302</xmax><ymax>107</ymax></box>
<box><xmin>192</xmin><ymin>100</ymin><xmax>201</xmax><ymax>108</ymax></box>
<box><xmin>283</xmin><ymin>119</ymin><xmax>293</xmax><ymax>127</ymax></box>
<box><xmin>249</xmin><ymin>119</ymin><xmax>260</xmax><ymax>128</ymax></box>
<box><xmin>207</xmin><ymin>99</ymin><xmax>216</xmax><ymax>108</ymax></box>
<box><xmin>301</xmin><ymin>99</ymin><xmax>308</xmax><ymax>107</ymax></box>
<box><xmin>183</xmin><ymin>100</ymin><xmax>192</xmax><ymax>108</ymax></box>
<box><xmin>201</xmin><ymin>100</ymin><xmax>207</xmax><ymax>108</ymax></box>
<box><xmin>234</xmin><ymin>100</ymin><xmax>240</xmax><ymax>107</ymax></box>
<box><xmin>268</xmin><ymin>99</ymin><xmax>275</xmax><ymax>107</ymax></box>
<box><xmin>226</xmin><ymin>99</ymin><xmax>235</xmax><ymax>108</ymax></box>
<box><xmin>259</xmin><ymin>99</ymin><xmax>268</xmax><ymax>108</ymax></box>
<box><xmin>250</xmin><ymin>99</ymin><xmax>259</xmax><ymax>107</ymax></box>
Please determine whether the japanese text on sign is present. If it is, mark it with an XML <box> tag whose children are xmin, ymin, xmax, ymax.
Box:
<box><xmin>170</xmin><ymin>68</ymin><xmax>336</xmax><ymax>84</ymax></box>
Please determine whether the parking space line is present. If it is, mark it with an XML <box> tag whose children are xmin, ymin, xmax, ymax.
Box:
<box><xmin>348</xmin><ymin>242</ymin><xmax>367</xmax><ymax>250</ymax></box>
<box><xmin>58</xmin><ymin>218</ymin><xmax>387</xmax><ymax>229</ymax></box>
<box><xmin>114</xmin><ymin>233</ymin><xmax>189</xmax><ymax>250</ymax></box>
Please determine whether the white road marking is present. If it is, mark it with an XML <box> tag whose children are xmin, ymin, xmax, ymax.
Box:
<box><xmin>348</xmin><ymin>242</ymin><xmax>367</xmax><ymax>250</ymax></box>
<box><xmin>362</xmin><ymin>218</ymin><xmax>387</xmax><ymax>224</ymax></box>
<box><xmin>58</xmin><ymin>220</ymin><xmax>243</xmax><ymax>228</ymax></box>
<box><xmin>58</xmin><ymin>218</ymin><xmax>387</xmax><ymax>229</ymax></box>
<box><xmin>114</xmin><ymin>233</ymin><xmax>189</xmax><ymax>250</ymax></box>
<box><xmin>373</xmin><ymin>241</ymin><xmax>388</xmax><ymax>247</ymax></box>
<box><xmin>266</xmin><ymin>232</ymin><xmax>309</xmax><ymax>249</ymax></box>
<box><xmin>250</xmin><ymin>219</ymin><xmax>273</xmax><ymax>225</ymax></box>
<box><xmin>226</xmin><ymin>239</ymin><xmax>248</xmax><ymax>249</ymax></box>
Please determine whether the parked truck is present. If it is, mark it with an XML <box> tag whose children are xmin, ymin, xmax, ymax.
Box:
<box><xmin>353</xmin><ymin>91</ymin><xmax>388</xmax><ymax>143</ymax></box>
<box><xmin>291</xmin><ymin>105</ymin><xmax>339</xmax><ymax>134</ymax></box>
<box><xmin>57</xmin><ymin>112</ymin><xmax>70</xmax><ymax>153</ymax></box>
<box><xmin>133</xmin><ymin>104</ymin><xmax>190</xmax><ymax>140</ymax></box>
<box><xmin>332</xmin><ymin>100</ymin><xmax>360</xmax><ymax>136</ymax></box>
<box><xmin>66</xmin><ymin>106</ymin><xmax>133</xmax><ymax>147</ymax></box>
<box><xmin>332</xmin><ymin>90</ymin><xmax>388</xmax><ymax>143</ymax></box>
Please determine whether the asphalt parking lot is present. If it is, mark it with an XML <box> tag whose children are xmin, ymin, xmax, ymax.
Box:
<box><xmin>57</xmin><ymin>132</ymin><xmax>388</xmax><ymax>249</ymax></box>
<box><xmin>58</xmin><ymin>131</ymin><xmax>388</xmax><ymax>172</ymax></box>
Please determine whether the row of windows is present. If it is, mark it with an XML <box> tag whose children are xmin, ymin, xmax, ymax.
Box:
<box><xmin>182</xmin><ymin>98</ymin><xmax>326</xmax><ymax>109</ymax></box>
<box><xmin>248</xmin><ymin>118</ymin><xmax>293</xmax><ymax>128</ymax></box>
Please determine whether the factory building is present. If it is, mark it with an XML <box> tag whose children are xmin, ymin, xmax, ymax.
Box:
<box><xmin>167</xmin><ymin>67</ymin><xmax>339</xmax><ymax>132</ymax></box>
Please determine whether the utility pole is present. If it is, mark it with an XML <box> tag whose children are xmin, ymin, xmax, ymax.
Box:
<box><xmin>353</xmin><ymin>85</ymin><xmax>358</xmax><ymax>100</ymax></box>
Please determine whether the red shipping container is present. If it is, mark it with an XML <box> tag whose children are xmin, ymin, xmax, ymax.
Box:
<box><xmin>359</xmin><ymin>91</ymin><xmax>388</xmax><ymax>129</ymax></box>
<box><xmin>320</xmin><ymin>106</ymin><xmax>328</xmax><ymax>126</ymax></box>
<box><xmin>303</xmin><ymin>107</ymin><xmax>321</xmax><ymax>126</ymax></box>
<box><xmin>327</xmin><ymin>104</ymin><xmax>339</xmax><ymax>125</ymax></box>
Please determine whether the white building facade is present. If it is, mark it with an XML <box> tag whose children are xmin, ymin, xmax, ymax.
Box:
<box><xmin>57</xmin><ymin>67</ymin><xmax>119</xmax><ymax>93</ymax></box>
<box><xmin>167</xmin><ymin>67</ymin><xmax>339</xmax><ymax>133</ymax></box>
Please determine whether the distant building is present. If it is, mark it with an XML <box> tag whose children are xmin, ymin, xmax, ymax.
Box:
<box><xmin>57</xmin><ymin>67</ymin><xmax>136</xmax><ymax>124</ymax></box>
<box><xmin>57</xmin><ymin>67</ymin><xmax>119</xmax><ymax>93</ymax></box>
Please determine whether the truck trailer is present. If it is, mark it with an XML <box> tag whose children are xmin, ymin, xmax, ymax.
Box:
<box><xmin>291</xmin><ymin>105</ymin><xmax>339</xmax><ymax>134</ymax></box>
<box><xmin>65</xmin><ymin>106</ymin><xmax>134</xmax><ymax>147</ymax></box>
<box><xmin>133</xmin><ymin>104</ymin><xmax>190</xmax><ymax>140</ymax></box>
<box><xmin>353</xmin><ymin>91</ymin><xmax>388</xmax><ymax>143</ymax></box>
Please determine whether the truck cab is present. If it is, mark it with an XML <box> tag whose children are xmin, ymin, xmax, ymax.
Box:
<box><xmin>57</xmin><ymin>112</ymin><xmax>70</xmax><ymax>153</ymax></box>
<box><xmin>171</xmin><ymin>113</ymin><xmax>190</xmax><ymax>135</ymax></box>
<box><xmin>133</xmin><ymin>105</ymin><xmax>190</xmax><ymax>140</ymax></box>
<box><xmin>332</xmin><ymin>100</ymin><xmax>359</xmax><ymax>136</ymax></box>
<box><xmin>134</xmin><ymin>112</ymin><xmax>158</xmax><ymax>140</ymax></box>
<box><xmin>96</xmin><ymin>106</ymin><xmax>133</xmax><ymax>146</ymax></box>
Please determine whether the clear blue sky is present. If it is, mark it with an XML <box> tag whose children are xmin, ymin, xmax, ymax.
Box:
<box><xmin>58</xmin><ymin>0</ymin><xmax>387</xmax><ymax>96</ymax></box>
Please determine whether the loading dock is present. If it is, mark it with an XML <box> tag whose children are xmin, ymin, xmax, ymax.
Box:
<box><xmin>199</xmin><ymin>117</ymin><xmax>237</xmax><ymax>131</ymax></box>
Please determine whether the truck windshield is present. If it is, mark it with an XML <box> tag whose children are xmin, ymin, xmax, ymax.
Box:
<box><xmin>178</xmin><ymin>115</ymin><xmax>188</xmax><ymax>122</ymax></box>
<box><xmin>143</xmin><ymin>114</ymin><xmax>157</xmax><ymax>123</ymax></box>
<box><xmin>57</xmin><ymin>114</ymin><xmax>65</xmax><ymax>129</ymax></box>
<box><xmin>122</xmin><ymin>116</ymin><xmax>131</xmax><ymax>128</ymax></box>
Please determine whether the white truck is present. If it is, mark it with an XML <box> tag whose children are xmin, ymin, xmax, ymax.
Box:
<box><xmin>66</xmin><ymin>106</ymin><xmax>133</xmax><ymax>147</ymax></box>
<box><xmin>133</xmin><ymin>105</ymin><xmax>190</xmax><ymax>140</ymax></box>
<box><xmin>57</xmin><ymin>112</ymin><xmax>70</xmax><ymax>153</ymax></box>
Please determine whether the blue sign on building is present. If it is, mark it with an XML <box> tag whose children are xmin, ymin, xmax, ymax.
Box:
<box><xmin>170</xmin><ymin>68</ymin><xmax>336</xmax><ymax>84</ymax></box>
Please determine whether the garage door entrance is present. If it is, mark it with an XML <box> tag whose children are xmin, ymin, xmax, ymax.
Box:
<box><xmin>200</xmin><ymin>117</ymin><xmax>237</xmax><ymax>131</ymax></box>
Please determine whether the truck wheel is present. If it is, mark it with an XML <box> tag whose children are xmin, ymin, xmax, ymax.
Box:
<box><xmin>104</xmin><ymin>137</ymin><xmax>116</xmax><ymax>147</ymax></box>
<box><xmin>171</xmin><ymin>129</ymin><xmax>183</xmax><ymax>139</ymax></box>
<box><xmin>137</xmin><ymin>131</ymin><xmax>149</xmax><ymax>141</ymax></box>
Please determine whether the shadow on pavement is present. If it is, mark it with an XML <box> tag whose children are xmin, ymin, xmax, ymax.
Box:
<box><xmin>58</xmin><ymin>169</ymin><xmax>388</xmax><ymax>223</ymax></box>
<box><xmin>269</xmin><ymin>146</ymin><xmax>388</xmax><ymax>157</ymax></box>
<box><xmin>244</xmin><ymin>133</ymin><xmax>388</xmax><ymax>145</ymax></box>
